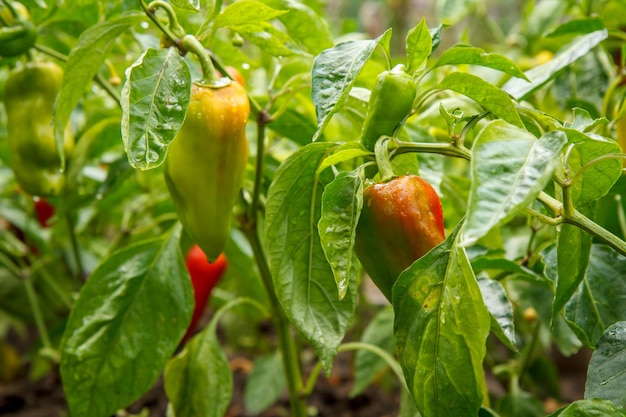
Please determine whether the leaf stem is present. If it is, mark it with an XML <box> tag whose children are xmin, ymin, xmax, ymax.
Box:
<box><xmin>374</xmin><ymin>136</ymin><xmax>395</xmax><ymax>181</ymax></box>
<box><xmin>22</xmin><ymin>269</ymin><xmax>56</xmax><ymax>358</ymax></box>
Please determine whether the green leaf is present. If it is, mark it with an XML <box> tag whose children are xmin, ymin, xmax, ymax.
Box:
<box><xmin>477</xmin><ymin>276</ymin><xmax>517</xmax><ymax>351</ymax></box>
<box><xmin>170</xmin><ymin>0</ymin><xmax>200</xmax><ymax>11</ymax></box>
<box><xmin>502</xmin><ymin>29</ymin><xmax>608</xmax><ymax>100</ymax></box>
<box><xmin>585</xmin><ymin>321</ymin><xmax>626</xmax><ymax>408</ymax></box>
<box><xmin>265</xmin><ymin>142</ymin><xmax>357</xmax><ymax>370</ymax></box>
<box><xmin>439</xmin><ymin>73</ymin><xmax>523</xmax><ymax>127</ymax></box>
<box><xmin>406</xmin><ymin>18</ymin><xmax>432</xmax><ymax>75</ymax></box>
<box><xmin>561</xmin><ymin>129</ymin><xmax>622</xmax><ymax>205</ymax></box>
<box><xmin>53</xmin><ymin>13</ymin><xmax>145</xmax><ymax>169</ymax></box>
<box><xmin>566</xmin><ymin>245</ymin><xmax>626</xmax><ymax>348</ymax></box>
<box><xmin>351</xmin><ymin>307</ymin><xmax>395</xmax><ymax>397</ymax></box>
<box><xmin>214</xmin><ymin>0</ymin><xmax>287</xmax><ymax>27</ymax></box>
<box><xmin>393</xmin><ymin>224</ymin><xmax>490</xmax><ymax>417</ymax></box>
<box><xmin>311</xmin><ymin>30</ymin><xmax>392</xmax><ymax>141</ymax></box>
<box><xmin>263</xmin><ymin>0</ymin><xmax>333</xmax><ymax>54</ymax></box>
<box><xmin>121</xmin><ymin>48</ymin><xmax>191</xmax><ymax>171</ymax></box>
<box><xmin>496</xmin><ymin>389</ymin><xmax>545</xmax><ymax>417</ymax></box>
<box><xmin>318</xmin><ymin>169</ymin><xmax>363</xmax><ymax>300</ymax></box>
<box><xmin>232</xmin><ymin>22</ymin><xmax>297</xmax><ymax>57</ymax></box>
<box><xmin>462</xmin><ymin>123</ymin><xmax>566</xmax><ymax>246</ymax></box>
<box><xmin>548</xmin><ymin>399</ymin><xmax>625</xmax><ymax>417</ymax></box>
<box><xmin>316</xmin><ymin>142</ymin><xmax>372</xmax><ymax>174</ymax></box>
<box><xmin>553</xmin><ymin>205</ymin><xmax>593</xmax><ymax>317</ymax></box>
<box><xmin>164</xmin><ymin>300</ymin><xmax>242</xmax><ymax>417</ymax></box>
<box><xmin>434</xmin><ymin>45</ymin><xmax>528</xmax><ymax>80</ymax></box>
<box><xmin>213</xmin><ymin>1</ymin><xmax>294</xmax><ymax>56</ymax></box>
<box><xmin>546</xmin><ymin>17</ymin><xmax>605</xmax><ymax>38</ymax></box>
<box><xmin>244</xmin><ymin>352</ymin><xmax>287</xmax><ymax>414</ymax></box>
<box><xmin>60</xmin><ymin>226</ymin><xmax>193</xmax><ymax>417</ymax></box>
<box><xmin>436</xmin><ymin>0</ymin><xmax>478</xmax><ymax>24</ymax></box>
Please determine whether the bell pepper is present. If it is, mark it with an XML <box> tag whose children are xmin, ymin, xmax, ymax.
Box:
<box><xmin>5</xmin><ymin>61</ymin><xmax>74</xmax><ymax>196</ymax></box>
<box><xmin>164</xmin><ymin>79</ymin><xmax>249</xmax><ymax>261</ymax></box>
<box><xmin>355</xmin><ymin>175</ymin><xmax>445</xmax><ymax>300</ymax></box>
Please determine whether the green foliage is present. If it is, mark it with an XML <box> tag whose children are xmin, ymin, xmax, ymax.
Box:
<box><xmin>2</xmin><ymin>2</ymin><xmax>626</xmax><ymax>417</ymax></box>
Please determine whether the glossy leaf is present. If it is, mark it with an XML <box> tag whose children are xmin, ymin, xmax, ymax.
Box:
<box><xmin>170</xmin><ymin>0</ymin><xmax>199</xmax><ymax>11</ymax></box>
<box><xmin>53</xmin><ymin>13</ymin><xmax>145</xmax><ymax>168</ymax></box>
<box><xmin>434</xmin><ymin>45</ymin><xmax>528</xmax><ymax>80</ymax></box>
<box><xmin>318</xmin><ymin>169</ymin><xmax>363</xmax><ymax>299</ymax></box>
<box><xmin>566</xmin><ymin>245</ymin><xmax>626</xmax><ymax>347</ymax></box>
<box><xmin>311</xmin><ymin>30</ymin><xmax>392</xmax><ymax>140</ymax></box>
<box><xmin>440</xmin><ymin>73</ymin><xmax>523</xmax><ymax>128</ymax></box>
<box><xmin>316</xmin><ymin>142</ymin><xmax>371</xmax><ymax>174</ymax></box>
<box><xmin>406</xmin><ymin>18</ymin><xmax>432</xmax><ymax>75</ymax></box>
<box><xmin>213</xmin><ymin>1</ymin><xmax>295</xmax><ymax>56</ymax></box>
<box><xmin>561</xmin><ymin>129</ymin><xmax>622</xmax><ymax>205</ymax></box>
<box><xmin>478</xmin><ymin>276</ymin><xmax>517</xmax><ymax>351</ymax></box>
<box><xmin>585</xmin><ymin>321</ymin><xmax>626</xmax><ymax>407</ymax></box>
<box><xmin>244</xmin><ymin>352</ymin><xmax>287</xmax><ymax>414</ymax></box>
<box><xmin>164</xmin><ymin>300</ymin><xmax>239</xmax><ymax>417</ymax></box>
<box><xmin>548</xmin><ymin>399</ymin><xmax>625</xmax><ymax>417</ymax></box>
<box><xmin>351</xmin><ymin>307</ymin><xmax>395</xmax><ymax>397</ymax></box>
<box><xmin>393</xmin><ymin>224</ymin><xmax>490</xmax><ymax>417</ymax></box>
<box><xmin>265</xmin><ymin>142</ymin><xmax>357</xmax><ymax>370</ymax></box>
<box><xmin>553</xmin><ymin>205</ymin><xmax>593</xmax><ymax>317</ymax></box>
<box><xmin>214</xmin><ymin>0</ymin><xmax>287</xmax><ymax>27</ymax></box>
<box><xmin>121</xmin><ymin>48</ymin><xmax>191</xmax><ymax>171</ymax></box>
<box><xmin>502</xmin><ymin>29</ymin><xmax>608</xmax><ymax>100</ymax></box>
<box><xmin>60</xmin><ymin>226</ymin><xmax>193</xmax><ymax>417</ymax></box>
<box><xmin>264</xmin><ymin>0</ymin><xmax>333</xmax><ymax>55</ymax></box>
<box><xmin>462</xmin><ymin>123</ymin><xmax>566</xmax><ymax>246</ymax></box>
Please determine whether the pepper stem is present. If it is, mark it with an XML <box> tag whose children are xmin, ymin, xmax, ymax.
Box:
<box><xmin>181</xmin><ymin>34</ymin><xmax>228</xmax><ymax>87</ymax></box>
<box><xmin>374</xmin><ymin>136</ymin><xmax>395</xmax><ymax>182</ymax></box>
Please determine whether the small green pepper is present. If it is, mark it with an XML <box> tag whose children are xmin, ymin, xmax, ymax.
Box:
<box><xmin>360</xmin><ymin>64</ymin><xmax>417</xmax><ymax>151</ymax></box>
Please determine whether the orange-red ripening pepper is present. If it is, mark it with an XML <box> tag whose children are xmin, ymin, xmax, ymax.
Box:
<box><xmin>355</xmin><ymin>175</ymin><xmax>445</xmax><ymax>300</ymax></box>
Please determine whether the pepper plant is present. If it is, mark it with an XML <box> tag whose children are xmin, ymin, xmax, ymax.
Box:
<box><xmin>1</xmin><ymin>1</ymin><xmax>626</xmax><ymax>417</ymax></box>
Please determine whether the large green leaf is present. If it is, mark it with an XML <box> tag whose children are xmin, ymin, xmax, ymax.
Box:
<box><xmin>164</xmin><ymin>299</ymin><xmax>258</xmax><ymax>417</ymax></box>
<box><xmin>548</xmin><ymin>399</ymin><xmax>625</xmax><ymax>417</ymax></box>
<box><xmin>393</xmin><ymin>224</ymin><xmax>490</xmax><ymax>417</ymax></box>
<box><xmin>502</xmin><ymin>29</ymin><xmax>608</xmax><ymax>100</ymax></box>
<box><xmin>318</xmin><ymin>169</ymin><xmax>363</xmax><ymax>300</ymax></box>
<box><xmin>477</xmin><ymin>276</ymin><xmax>517</xmax><ymax>351</ymax></box>
<box><xmin>434</xmin><ymin>45</ymin><xmax>528</xmax><ymax>80</ymax></box>
<box><xmin>566</xmin><ymin>245</ymin><xmax>626</xmax><ymax>348</ymax></box>
<box><xmin>60</xmin><ymin>226</ymin><xmax>193</xmax><ymax>417</ymax></box>
<box><xmin>53</xmin><ymin>13</ymin><xmax>145</xmax><ymax>168</ymax></box>
<box><xmin>561</xmin><ymin>129</ymin><xmax>622</xmax><ymax>205</ymax></box>
<box><xmin>263</xmin><ymin>0</ymin><xmax>333</xmax><ymax>55</ymax></box>
<box><xmin>311</xmin><ymin>30</ymin><xmax>392</xmax><ymax>140</ymax></box>
<box><xmin>553</xmin><ymin>204</ymin><xmax>593</xmax><ymax>317</ymax></box>
<box><xmin>462</xmin><ymin>122</ymin><xmax>566</xmax><ymax>246</ymax></box>
<box><xmin>439</xmin><ymin>73</ymin><xmax>523</xmax><ymax>128</ymax></box>
<box><xmin>121</xmin><ymin>48</ymin><xmax>191</xmax><ymax>171</ymax></box>
<box><xmin>406</xmin><ymin>18</ymin><xmax>432</xmax><ymax>75</ymax></box>
<box><xmin>585</xmin><ymin>321</ymin><xmax>626</xmax><ymax>408</ymax></box>
<box><xmin>244</xmin><ymin>352</ymin><xmax>286</xmax><ymax>415</ymax></box>
<box><xmin>265</xmin><ymin>142</ymin><xmax>357</xmax><ymax>370</ymax></box>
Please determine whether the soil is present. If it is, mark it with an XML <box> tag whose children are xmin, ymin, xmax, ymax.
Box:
<box><xmin>0</xmin><ymin>349</ymin><xmax>402</xmax><ymax>417</ymax></box>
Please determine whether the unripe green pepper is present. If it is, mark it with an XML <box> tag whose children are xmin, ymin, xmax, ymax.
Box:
<box><xmin>0</xmin><ymin>1</ymin><xmax>37</xmax><ymax>57</ymax></box>
<box><xmin>355</xmin><ymin>175</ymin><xmax>445</xmax><ymax>300</ymax></box>
<box><xmin>360</xmin><ymin>64</ymin><xmax>417</xmax><ymax>151</ymax></box>
<box><xmin>164</xmin><ymin>79</ymin><xmax>249</xmax><ymax>261</ymax></box>
<box><xmin>5</xmin><ymin>61</ymin><xmax>74</xmax><ymax>196</ymax></box>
